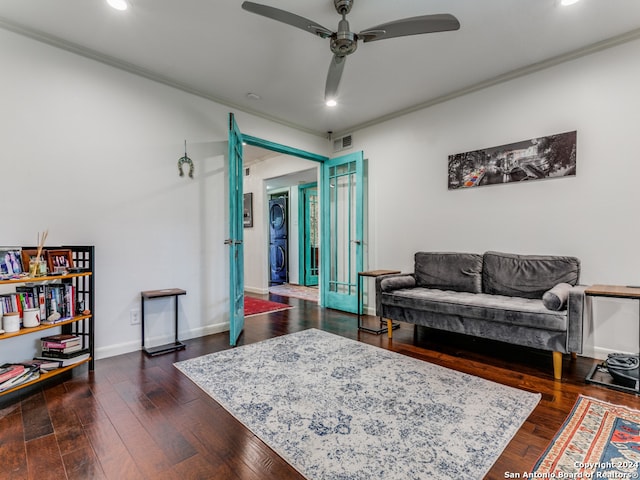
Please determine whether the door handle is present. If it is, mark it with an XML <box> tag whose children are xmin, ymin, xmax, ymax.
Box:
<box><xmin>352</xmin><ymin>240</ymin><xmax>362</xmax><ymax>245</ymax></box>
<box><xmin>224</xmin><ymin>239</ymin><xmax>243</xmax><ymax>245</ymax></box>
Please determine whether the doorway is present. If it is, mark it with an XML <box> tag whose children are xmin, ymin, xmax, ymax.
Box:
<box><xmin>229</xmin><ymin>124</ymin><xmax>366</xmax><ymax>340</ymax></box>
<box><xmin>241</xmin><ymin>143</ymin><xmax>321</xmax><ymax>296</ymax></box>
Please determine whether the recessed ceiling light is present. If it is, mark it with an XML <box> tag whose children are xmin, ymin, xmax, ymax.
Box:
<box><xmin>326</xmin><ymin>99</ymin><xmax>338</xmax><ymax>107</ymax></box>
<box><xmin>560</xmin><ymin>0</ymin><xmax>580</xmax><ymax>5</ymax></box>
<box><xmin>107</xmin><ymin>0</ymin><xmax>128</xmax><ymax>11</ymax></box>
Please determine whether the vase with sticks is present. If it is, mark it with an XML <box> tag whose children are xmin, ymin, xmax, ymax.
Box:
<box><xmin>29</xmin><ymin>230</ymin><xmax>48</xmax><ymax>277</ymax></box>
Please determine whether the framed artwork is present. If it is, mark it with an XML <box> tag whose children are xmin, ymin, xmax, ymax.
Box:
<box><xmin>46</xmin><ymin>249</ymin><xmax>74</xmax><ymax>273</ymax></box>
<box><xmin>448</xmin><ymin>130</ymin><xmax>577</xmax><ymax>190</ymax></box>
<box><xmin>0</xmin><ymin>249</ymin><xmax>23</xmax><ymax>276</ymax></box>
<box><xmin>244</xmin><ymin>192</ymin><xmax>253</xmax><ymax>228</ymax></box>
<box><xmin>21</xmin><ymin>249</ymin><xmax>40</xmax><ymax>271</ymax></box>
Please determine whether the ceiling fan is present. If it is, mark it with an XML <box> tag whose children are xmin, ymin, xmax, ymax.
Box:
<box><xmin>241</xmin><ymin>0</ymin><xmax>460</xmax><ymax>104</ymax></box>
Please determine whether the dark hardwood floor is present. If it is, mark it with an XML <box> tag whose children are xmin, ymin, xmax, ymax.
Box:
<box><xmin>1</xmin><ymin>293</ymin><xmax>639</xmax><ymax>480</ymax></box>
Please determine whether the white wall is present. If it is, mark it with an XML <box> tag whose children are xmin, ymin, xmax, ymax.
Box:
<box><xmin>353</xmin><ymin>38</ymin><xmax>640</xmax><ymax>359</ymax></box>
<box><xmin>0</xmin><ymin>28</ymin><xmax>326</xmax><ymax>363</ymax></box>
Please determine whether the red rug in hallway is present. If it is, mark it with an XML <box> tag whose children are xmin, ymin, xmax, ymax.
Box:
<box><xmin>244</xmin><ymin>297</ymin><xmax>292</xmax><ymax>317</ymax></box>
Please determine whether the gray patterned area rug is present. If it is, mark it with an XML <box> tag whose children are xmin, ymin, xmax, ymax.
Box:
<box><xmin>174</xmin><ymin>329</ymin><xmax>540</xmax><ymax>480</ymax></box>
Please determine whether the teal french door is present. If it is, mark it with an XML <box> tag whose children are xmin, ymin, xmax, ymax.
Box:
<box><xmin>299</xmin><ymin>183</ymin><xmax>319</xmax><ymax>286</ymax></box>
<box><xmin>321</xmin><ymin>151</ymin><xmax>364</xmax><ymax>313</ymax></box>
<box><xmin>227</xmin><ymin>113</ymin><xmax>244</xmax><ymax>346</ymax></box>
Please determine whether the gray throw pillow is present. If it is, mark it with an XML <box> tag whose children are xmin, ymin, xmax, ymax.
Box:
<box><xmin>414</xmin><ymin>252</ymin><xmax>483</xmax><ymax>293</ymax></box>
<box><xmin>380</xmin><ymin>275</ymin><xmax>416</xmax><ymax>292</ymax></box>
<box><xmin>542</xmin><ymin>283</ymin><xmax>572</xmax><ymax>311</ymax></box>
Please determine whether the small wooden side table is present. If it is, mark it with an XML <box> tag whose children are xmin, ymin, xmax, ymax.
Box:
<box><xmin>357</xmin><ymin>270</ymin><xmax>401</xmax><ymax>335</ymax></box>
<box><xmin>584</xmin><ymin>284</ymin><xmax>640</xmax><ymax>394</ymax></box>
<box><xmin>141</xmin><ymin>288</ymin><xmax>187</xmax><ymax>356</ymax></box>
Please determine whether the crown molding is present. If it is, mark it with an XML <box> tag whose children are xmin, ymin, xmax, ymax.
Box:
<box><xmin>332</xmin><ymin>27</ymin><xmax>640</xmax><ymax>137</ymax></box>
<box><xmin>0</xmin><ymin>16</ymin><xmax>325</xmax><ymax>138</ymax></box>
<box><xmin>2</xmin><ymin>16</ymin><xmax>639</xmax><ymax>139</ymax></box>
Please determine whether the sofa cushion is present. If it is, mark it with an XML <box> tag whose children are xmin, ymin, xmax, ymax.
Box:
<box><xmin>415</xmin><ymin>252</ymin><xmax>483</xmax><ymax>293</ymax></box>
<box><xmin>380</xmin><ymin>274</ymin><xmax>416</xmax><ymax>292</ymax></box>
<box><xmin>482</xmin><ymin>251</ymin><xmax>580</xmax><ymax>299</ymax></box>
<box><xmin>542</xmin><ymin>283</ymin><xmax>572</xmax><ymax>311</ymax></box>
<box><xmin>381</xmin><ymin>287</ymin><xmax>567</xmax><ymax>332</ymax></box>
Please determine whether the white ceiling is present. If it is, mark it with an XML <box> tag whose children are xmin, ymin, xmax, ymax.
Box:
<box><xmin>1</xmin><ymin>0</ymin><xmax>640</xmax><ymax>137</ymax></box>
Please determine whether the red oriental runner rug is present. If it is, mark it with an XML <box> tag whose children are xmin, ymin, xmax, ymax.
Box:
<box><xmin>244</xmin><ymin>297</ymin><xmax>292</xmax><ymax>317</ymax></box>
<box><xmin>532</xmin><ymin>395</ymin><xmax>640</xmax><ymax>478</ymax></box>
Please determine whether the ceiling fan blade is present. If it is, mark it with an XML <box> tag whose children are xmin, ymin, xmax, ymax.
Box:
<box><xmin>359</xmin><ymin>14</ymin><xmax>460</xmax><ymax>43</ymax></box>
<box><xmin>325</xmin><ymin>55</ymin><xmax>346</xmax><ymax>102</ymax></box>
<box><xmin>241</xmin><ymin>2</ymin><xmax>333</xmax><ymax>39</ymax></box>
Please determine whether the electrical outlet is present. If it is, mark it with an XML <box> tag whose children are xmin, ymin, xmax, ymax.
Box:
<box><xmin>130</xmin><ymin>309</ymin><xmax>140</xmax><ymax>325</ymax></box>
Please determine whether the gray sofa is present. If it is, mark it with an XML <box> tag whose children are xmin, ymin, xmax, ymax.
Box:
<box><xmin>375</xmin><ymin>251</ymin><xmax>586</xmax><ymax>379</ymax></box>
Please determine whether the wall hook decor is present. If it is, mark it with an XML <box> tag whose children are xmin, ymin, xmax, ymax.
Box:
<box><xmin>178</xmin><ymin>140</ymin><xmax>194</xmax><ymax>178</ymax></box>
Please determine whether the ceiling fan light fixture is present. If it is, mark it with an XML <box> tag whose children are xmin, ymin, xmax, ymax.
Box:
<box><xmin>107</xmin><ymin>0</ymin><xmax>128</xmax><ymax>11</ymax></box>
<box><xmin>241</xmin><ymin>2</ymin><xmax>460</xmax><ymax>104</ymax></box>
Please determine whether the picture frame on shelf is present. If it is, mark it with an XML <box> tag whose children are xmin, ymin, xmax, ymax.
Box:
<box><xmin>0</xmin><ymin>248</ymin><xmax>23</xmax><ymax>276</ymax></box>
<box><xmin>21</xmin><ymin>248</ymin><xmax>48</xmax><ymax>277</ymax></box>
<box><xmin>21</xmin><ymin>249</ymin><xmax>39</xmax><ymax>270</ymax></box>
<box><xmin>46</xmin><ymin>249</ymin><xmax>74</xmax><ymax>274</ymax></box>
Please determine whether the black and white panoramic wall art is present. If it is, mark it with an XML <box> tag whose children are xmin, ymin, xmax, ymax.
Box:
<box><xmin>448</xmin><ymin>130</ymin><xmax>577</xmax><ymax>190</ymax></box>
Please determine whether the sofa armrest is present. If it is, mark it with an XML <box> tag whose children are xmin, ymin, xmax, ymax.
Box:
<box><xmin>375</xmin><ymin>274</ymin><xmax>416</xmax><ymax>316</ymax></box>
<box><xmin>567</xmin><ymin>285</ymin><xmax>587</xmax><ymax>353</ymax></box>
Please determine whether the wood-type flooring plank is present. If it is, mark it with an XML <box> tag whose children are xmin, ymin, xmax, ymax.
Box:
<box><xmin>0</xmin><ymin>407</ymin><xmax>28</xmax><ymax>480</ymax></box>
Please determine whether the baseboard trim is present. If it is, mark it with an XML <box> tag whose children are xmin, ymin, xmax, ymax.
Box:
<box><xmin>245</xmin><ymin>286</ymin><xmax>269</xmax><ymax>295</ymax></box>
<box><xmin>584</xmin><ymin>346</ymin><xmax>635</xmax><ymax>361</ymax></box>
<box><xmin>95</xmin><ymin>322</ymin><xmax>230</xmax><ymax>360</ymax></box>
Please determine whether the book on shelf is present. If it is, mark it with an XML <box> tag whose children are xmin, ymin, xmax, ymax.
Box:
<box><xmin>0</xmin><ymin>364</ymin><xmax>26</xmax><ymax>383</ymax></box>
<box><xmin>0</xmin><ymin>364</ymin><xmax>40</xmax><ymax>392</ymax></box>
<box><xmin>34</xmin><ymin>351</ymin><xmax>90</xmax><ymax>368</ymax></box>
<box><xmin>42</xmin><ymin>343</ymin><xmax>83</xmax><ymax>354</ymax></box>
<box><xmin>20</xmin><ymin>359</ymin><xmax>60</xmax><ymax>372</ymax></box>
<box><xmin>40</xmin><ymin>334</ymin><xmax>79</xmax><ymax>344</ymax></box>
<box><xmin>42</xmin><ymin>338</ymin><xmax>81</xmax><ymax>348</ymax></box>
<box><xmin>1</xmin><ymin>283</ymin><xmax>76</xmax><ymax>321</ymax></box>
<box><xmin>41</xmin><ymin>337</ymin><xmax>82</xmax><ymax>350</ymax></box>
<box><xmin>37</xmin><ymin>348</ymin><xmax>89</xmax><ymax>360</ymax></box>
<box><xmin>15</xmin><ymin>285</ymin><xmax>47</xmax><ymax>319</ymax></box>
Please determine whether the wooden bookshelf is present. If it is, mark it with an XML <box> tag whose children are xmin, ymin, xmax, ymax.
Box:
<box><xmin>0</xmin><ymin>246</ymin><xmax>95</xmax><ymax>402</ymax></box>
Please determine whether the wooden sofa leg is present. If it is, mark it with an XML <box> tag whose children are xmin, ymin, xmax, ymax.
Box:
<box><xmin>571</xmin><ymin>352</ymin><xmax>578</xmax><ymax>360</ymax></box>
<box><xmin>553</xmin><ymin>351</ymin><xmax>563</xmax><ymax>380</ymax></box>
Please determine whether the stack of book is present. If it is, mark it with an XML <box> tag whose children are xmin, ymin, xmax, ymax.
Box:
<box><xmin>0</xmin><ymin>363</ymin><xmax>40</xmax><ymax>392</ymax></box>
<box><xmin>0</xmin><ymin>283</ymin><xmax>76</xmax><ymax>325</ymax></box>
<box><xmin>35</xmin><ymin>334</ymin><xmax>90</xmax><ymax>367</ymax></box>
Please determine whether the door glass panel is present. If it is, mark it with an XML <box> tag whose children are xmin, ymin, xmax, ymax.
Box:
<box><xmin>308</xmin><ymin>188</ymin><xmax>319</xmax><ymax>279</ymax></box>
<box><xmin>329</xmin><ymin>161</ymin><xmax>356</xmax><ymax>295</ymax></box>
<box><xmin>322</xmin><ymin>151</ymin><xmax>363</xmax><ymax>313</ymax></box>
